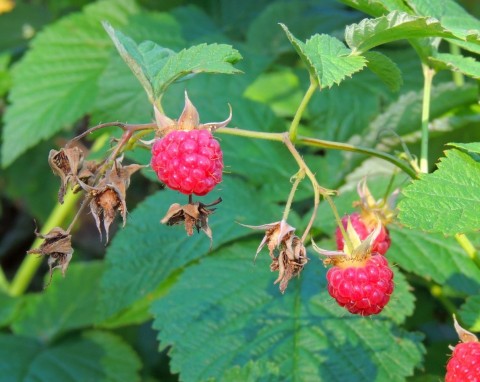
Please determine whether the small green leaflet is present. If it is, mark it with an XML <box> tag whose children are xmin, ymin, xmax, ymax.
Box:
<box><xmin>448</xmin><ymin>142</ymin><xmax>480</xmax><ymax>155</ymax></box>
<box><xmin>104</xmin><ymin>22</ymin><xmax>242</xmax><ymax>103</ymax></box>
<box><xmin>429</xmin><ymin>53</ymin><xmax>480</xmax><ymax>80</ymax></box>
<box><xmin>280</xmin><ymin>24</ymin><xmax>367</xmax><ymax>88</ymax></box>
<box><xmin>103</xmin><ymin>21</ymin><xmax>175</xmax><ymax>103</ymax></box>
<box><xmin>345</xmin><ymin>11</ymin><xmax>480</xmax><ymax>54</ymax></box>
<box><xmin>405</xmin><ymin>0</ymin><xmax>480</xmax><ymax>53</ymax></box>
<box><xmin>364</xmin><ymin>51</ymin><xmax>403</xmax><ymax>92</ymax></box>
<box><xmin>398</xmin><ymin>149</ymin><xmax>480</xmax><ymax>235</ymax></box>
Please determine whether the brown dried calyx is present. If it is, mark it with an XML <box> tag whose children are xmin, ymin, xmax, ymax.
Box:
<box><xmin>243</xmin><ymin>220</ymin><xmax>308</xmax><ymax>293</ymax></box>
<box><xmin>161</xmin><ymin>197</ymin><xmax>222</xmax><ymax>245</ymax></box>
<box><xmin>27</xmin><ymin>226</ymin><xmax>73</xmax><ymax>286</ymax></box>
<box><xmin>48</xmin><ymin>147</ymin><xmax>84</xmax><ymax>204</ymax></box>
<box><xmin>77</xmin><ymin>158</ymin><xmax>144</xmax><ymax>243</ymax></box>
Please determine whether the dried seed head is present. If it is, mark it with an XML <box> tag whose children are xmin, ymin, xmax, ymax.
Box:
<box><xmin>80</xmin><ymin>159</ymin><xmax>144</xmax><ymax>242</ymax></box>
<box><xmin>272</xmin><ymin>235</ymin><xmax>308</xmax><ymax>293</ymax></box>
<box><xmin>27</xmin><ymin>226</ymin><xmax>73</xmax><ymax>286</ymax></box>
<box><xmin>161</xmin><ymin>197</ymin><xmax>222</xmax><ymax>246</ymax></box>
<box><xmin>48</xmin><ymin>147</ymin><xmax>84</xmax><ymax>203</ymax></box>
<box><xmin>243</xmin><ymin>220</ymin><xmax>307</xmax><ymax>293</ymax></box>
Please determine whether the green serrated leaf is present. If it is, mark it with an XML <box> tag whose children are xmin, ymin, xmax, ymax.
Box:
<box><xmin>2</xmin><ymin>0</ymin><xmax>139</xmax><ymax>167</ymax></box>
<box><xmin>12</xmin><ymin>262</ymin><xmax>104</xmax><ymax>341</ymax></box>
<box><xmin>364</xmin><ymin>51</ymin><xmax>403</xmax><ymax>91</ymax></box>
<box><xmin>0</xmin><ymin>330</ymin><xmax>141</xmax><ymax>382</ymax></box>
<box><xmin>389</xmin><ymin>226</ymin><xmax>480</xmax><ymax>295</ymax></box>
<box><xmin>100</xmin><ymin>176</ymin><xmax>282</xmax><ymax>318</ymax></box>
<box><xmin>398</xmin><ymin>149</ymin><xmax>480</xmax><ymax>235</ymax></box>
<box><xmin>459</xmin><ymin>295</ymin><xmax>480</xmax><ymax>332</ymax></box>
<box><xmin>429</xmin><ymin>53</ymin><xmax>480</xmax><ymax>80</ymax></box>
<box><xmin>280</xmin><ymin>24</ymin><xmax>367</xmax><ymax>88</ymax></box>
<box><xmin>92</xmin><ymin>12</ymin><xmax>185</xmax><ymax>124</ymax></box>
<box><xmin>405</xmin><ymin>0</ymin><xmax>480</xmax><ymax>53</ymax></box>
<box><xmin>154</xmin><ymin>43</ymin><xmax>242</xmax><ymax>98</ymax></box>
<box><xmin>345</xmin><ymin>11</ymin><xmax>480</xmax><ymax>54</ymax></box>
<box><xmin>448</xmin><ymin>142</ymin><xmax>480</xmax><ymax>155</ymax></box>
<box><xmin>152</xmin><ymin>241</ymin><xmax>423</xmax><ymax>382</ymax></box>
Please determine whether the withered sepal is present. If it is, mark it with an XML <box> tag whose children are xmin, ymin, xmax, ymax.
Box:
<box><xmin>27</xmin><ymin>226</ymin><xmax>73</xmax><ymax>286</ymax></box>
<box><xmin>79</xmin><ymin>159</ymin><xmax>144</xmax><ymax>243</ymax></box>
<box><xmin>48</xmin><ymin>147</ymin><xmax>84</xmax><ymax>204</ymax></box>
<box><xmin>271</xmin><ymin>234</ymin><xmax>308</xmax><ymax>294</ymax></box>
<box><xmin>161</xmin><ymin>197</ymin><xmax>222</xmax><ymax>246</ymax></box>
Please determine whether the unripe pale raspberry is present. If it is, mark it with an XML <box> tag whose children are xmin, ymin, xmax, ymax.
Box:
<box><xmin>151</xmin><ymin>129</ymin><xmax>223</xmax><ymax>196</ymax></box>
<box><xmin>446</xmin><ymin>342</ymin><xmax>480</xmax><ymax>382</ymax></box>
<box><xmin>326</xmin><ymin>255</ymin><xmax>394</xmax><ymax>316</ymax></box>
<box><xmin>336</xmin><ymin>213</ymin><xmax>391</xmax><ymax>255</ymax></box>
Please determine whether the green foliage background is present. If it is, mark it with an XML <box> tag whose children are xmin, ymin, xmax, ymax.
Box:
<box><xmin>1</xmin><ymin>0</ymin><xmax>480</xmax><ymax>381</ymax></box>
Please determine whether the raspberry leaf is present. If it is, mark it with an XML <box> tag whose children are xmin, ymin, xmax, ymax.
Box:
<box><xmin>364</xmin><ymin>51</ymin><xmax>403</xmax><ymax>92</ymax></box>
<box><xmin>428</xmin><ymin>53</ymin><xmax>480</xmax><ymax>80</ymax></box>
<box><xmin>153</xmin><ymin>43</ymin><xmax>243</xmax><ymax>98</ymax></box>
<box><xmin>11</xmin><ymin>262</ymin><xmax>104</xmax><ymax>340</ymax></box>
<box><xmin>99</xmin><ymin>177</ymin><xmax>282</xmax><ymax>318</ymax></box>
<box><xmin>405</xmin><ymin>0</ymin><xmax>480</xmax><ymax>54</ymax></box>
<box><xmin>345</xmin><ymin>11</ymin><xmax>480</xmax><ymax>55</ymax></box>
<box><xmin>151</xmin><ymin>241</ymin><xmax>423</xmax><ymax>381</ymax></box>
<box><xmin>1</xmin><ymin>0</ymin><xmax>139</xmax><ymax>167</ymax></box>
<box><xmin>398</xmin><ymin>149</ymin><xmax>480</xmax><ymax>235</ymax></box>
<box><xmin>338</xmin><ymin>0</ymin><xmax>411</xmax><ymax>17</ymax></box>
<box><xmin>280</xmin><ymin>24</ymin><xmax>367</xmax><ymax>88</ymax></box>
<box><xmin>0</xmin><ymin>331</ymin><xmax>141</xmax><ymax>381</ymax></box>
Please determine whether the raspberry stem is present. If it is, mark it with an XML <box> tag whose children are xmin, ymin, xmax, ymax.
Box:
<box><xmin>288</xmin><ymin>78</ymin><xmax>317</xmax><ymax>142</ymax></box>
<box><xmin>420</xmin><ymin>64</ymin><xmax>435</xmax><ymax>173</ymax></box>
<box><xmin>281</xmin><ymin>169</ymin><xmax>305</xmax><ymax>222</ymax></box>
<box><xmin>216</xmin><ymin>128</ymin><xmax>418</xmax><ymax>179</ymax></box>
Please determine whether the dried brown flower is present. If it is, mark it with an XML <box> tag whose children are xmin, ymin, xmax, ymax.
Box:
<box><xmin>243</xmin><ymin>220</ymin><xmax>308</xmax><ymax>293</ymax></box>
<box><xmin>161</xmin><ymin>197</ymin><xmax>222</xmax><ymax>245</ymax></box>
<box><xmin>79</xmin><ymin>159</ymin><xmax>143</xmax><ymax>242</ymax></box>
<box><xmin>48</xmin><ymin>147</ymin><xmax>84</xmax><ymax>203</ymax></box>
<box><xmin>27</xmin><ymin>226</ymin><xmax>73</xmax><ymax>286</ymax></box>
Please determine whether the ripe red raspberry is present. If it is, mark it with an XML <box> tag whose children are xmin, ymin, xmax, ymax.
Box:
<box><xmin>151</xmin><ymin>129</ymin><xmax>223</xmax><ymax>196</ymax></box>
<box><xmin>446</xmin><ymin>342</ymin><xmax>480</xmax><ymax>382</ymax></box>
<box><xmin>336</xmin><ymin>213</ymin><xmax>391</xmax><ymax>255</ymax></box>
<box><xmin>326</xmin><ymin>255</ymin><xmax>394</xmax><ymax>316</ymax></box>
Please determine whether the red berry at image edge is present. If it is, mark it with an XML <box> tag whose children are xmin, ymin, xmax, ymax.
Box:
<box><xmin>151</xmin><ymin>129</ymin><xmax>223</xmax><ymax>196</ymax></box>
<box><xmin>446</xmin><ymin>342</ymin><xmax>480</xmax><ymax>382</ymax></box>
<box><xmin>336</xmin><ymin>212</ymin><xmax>391</xmax><ymax>255</ymax></box>
<box><xmin>326</xmin><ymin>255</ymin><xmax>394</xmax><ymax>316</ymax></box>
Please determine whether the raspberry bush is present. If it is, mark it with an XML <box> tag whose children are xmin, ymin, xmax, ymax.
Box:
<box><xmin>1</xmin><ymin>0</ymin><xmax>480</xmax><ymax>381</ymax></box>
